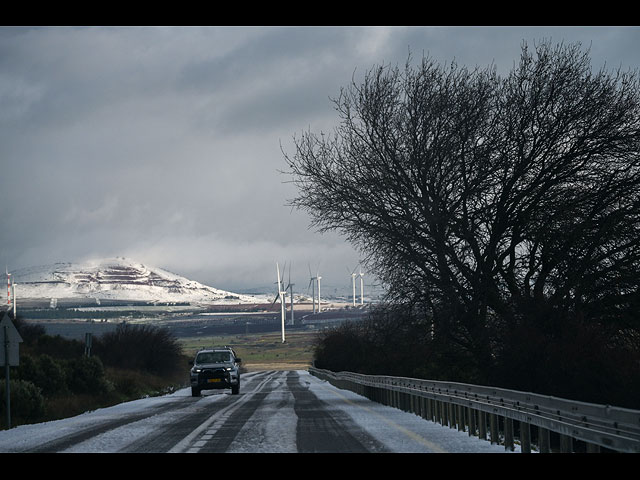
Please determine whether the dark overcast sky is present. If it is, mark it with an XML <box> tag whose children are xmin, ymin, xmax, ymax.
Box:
<box><xmin>1</xmin><ymin>26</ymin><xmax>639</xmax><ymax>294</ymax></box>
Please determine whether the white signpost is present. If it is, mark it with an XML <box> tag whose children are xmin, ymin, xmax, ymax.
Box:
<box><xmin>1</xmin><ymin>311</ymin><xmax>23</xmax><ymax>428</ymax></box>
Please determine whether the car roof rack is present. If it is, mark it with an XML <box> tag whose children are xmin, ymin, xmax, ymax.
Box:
<box><xmin>197</xmin><ymin>346</ymin><xmax>236</xmax><ymax>353</ymax></box>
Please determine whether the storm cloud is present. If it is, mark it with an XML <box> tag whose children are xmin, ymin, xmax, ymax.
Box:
<box><xmin>1</xmin><ymin>26</ymin><xmax>639</xmax><ymax>294</ymax></box>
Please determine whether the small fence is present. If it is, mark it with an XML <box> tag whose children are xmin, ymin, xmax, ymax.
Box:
<box><xmin>309</xmin><ymin>367</ymin><xmax>640</xmax><ymax>453</ymax></box>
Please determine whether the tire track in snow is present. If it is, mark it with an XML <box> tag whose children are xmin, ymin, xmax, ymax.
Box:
<box><xmin>25</xmin><ymin>398</ymin><xmax>197</xmax><ymax>453</ymax></box>
<box><xmin>287</xmin><ymin>371</ymin><xmax>390</xmax><ymax>453</ymax></box>
<box><xmin>168</xmin><ymin>371</ymin><xmax>279</xmax><ymax>453</ymax></box>
<box><xmin>124</xmin><ymin>371</ymin><xmax>272</xmax><ymax>453</ymax></box>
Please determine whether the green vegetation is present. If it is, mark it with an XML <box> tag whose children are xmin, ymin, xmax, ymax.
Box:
<box><xmin>0</xmin><ymin>316</ymin><xmax>189</xmax><ymax>430</ymax></box>
<box><xmin>0</xmin><ymin>312</ymin><xmax>321</xmax><ymax>430</ymax></box>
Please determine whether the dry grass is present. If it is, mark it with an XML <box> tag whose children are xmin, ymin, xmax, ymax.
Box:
<box><xmin>178</xmin><ymin>329</ymin><xmax>320</xmax><ymax>371</ymax></box>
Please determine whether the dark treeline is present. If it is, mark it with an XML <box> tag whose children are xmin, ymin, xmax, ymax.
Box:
<box><xmin>287</xmin><ymin>41</ymin><xmax>640</xmax><ymax>409</ymax></box>
<box><xmin>1</xmin><ymin>315</ymin><xmax>187</xmax><ymax>428</ymax></box>
<box><xmin>313</xmin><ymin>304</ymin><xmax>640</xmax><ymax>409</ymax></box>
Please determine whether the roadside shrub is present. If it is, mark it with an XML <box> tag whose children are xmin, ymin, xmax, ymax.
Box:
<box><xmin>313</xmin><ymin>305</ymin><xmax>437</xmax><ymax>378</ymax></box>
<box><xmin>17</xmin><ymin>354</ymin><xmax>68</xmax><ymax>397</ymax></box>
<box><xmin>93</xmin><ymin>323</ymin><xmax>183</xmax><ymax>376</ymax></box>
<box><xmin>493</xmin><ymin>318</ymin><xmax>640</xmax><ymax>409</ymax></box>
<box><xmin>105</xmin><ymin>367</ymin><xmax>179</xmax><ymax>399</ymax></box>
<box><xmin>0</xmin><ymin>379</ymin><xmax>45</xmax><ymax>427</ymax></box>
<box><xmin>314</xmin><ymin>322</ymin><xmax>368</xmax><ymax>373</ymax></box>
<box><xmin>65</xmin><ymin>356</ymin><xmax>113</xmax><ymax>395</ymax></box>
<box><xmin>34</xmin><ymin>334</ymin><xmax>85</xmax><ymax>359</ymax></box>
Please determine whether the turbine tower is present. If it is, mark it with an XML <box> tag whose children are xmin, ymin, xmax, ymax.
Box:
<box><xmin>11</xmin><ymin>281</ymin><xmax>16</xmax><ymax>317</ymax></box>
<box><xmin>286</xmin><ymin>263</ymin><xmax>295</xmax><ymax>326</ymax></box>
<box><xmin>308</xmin><ymin>264</ymin><xmax>317</xmax><ymax>314</ymax></box>
<box><xmin>6</xmin><ymin>267</ymin><xmax>11</xmax><ymax>307</ymax></box>
<box><xmin>316</xmin><ymin>269</ymin><xmax>322</xmax><ymax>313</ymax></box>
<box><xmin>348</xmin><ymin>266</ymin><xmax>357</xmax><ymax>307</ymax></box>
<box><xmin>359</xmin><ymin>267</ymin><xmax>365</xmax><ymax>305</ymax></box>
<box><xmin>273</xmin><ymin>262</ymin><xmax>287</xmax><ymax>343</ymax></box>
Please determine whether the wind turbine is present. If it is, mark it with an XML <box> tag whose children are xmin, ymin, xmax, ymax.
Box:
<box><xmin>348</xmin><ymin>266</ymin><xmax>358</xmax><ymax>307</ymax></box>
<box><xmin>308</xmin><ymin>264</ymin><xmax>317</xmax><ymax>314</ymax></box>
<box><xmin>285</xmin><ymin>263</ymin><xmax>295</xmax><ymax>326</ymax></box>
<box><xmin>316</xmin><ymin>268</ymin><xmax>322</xmax><ymax>313</ymax></box>
<box><xmin>6</xmin><ymin>267</ymin><xmax>11</xmax><ymax>308</ymax></box>
<box><xmin>272</xmin><ymin>262</ymin><xmax>287</xmax><ymax>343</ymax></box>
<box><xmin>11</xmin><ymin>280</ymin><xmax>16</xmax><ymax>318</ymax></box>
<box><xmin>359</xmin><ymin>267</ymin><xmax>365</xmax><ymax>305</ymax></box>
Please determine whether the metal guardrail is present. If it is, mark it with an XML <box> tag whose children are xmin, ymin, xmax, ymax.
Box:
<box><xmin>309</xmin><ymin>367</ymin><xmax>640</xmax><ymax>453</ymax></box>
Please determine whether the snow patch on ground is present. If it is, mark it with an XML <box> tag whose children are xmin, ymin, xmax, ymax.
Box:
<box><xmin>307</xmin><ymin>374</ymin><xmax>519</xmax><ymax>453</ymax></box>
<box><xmin>0</xmin><ymin>371</ymin><xmax>519</xmax><ymax>453</ymax></box>
<box><xmin>11</xmin><ymin>257</ymin><xmax>263</xmax><ymax>304</ymax></box>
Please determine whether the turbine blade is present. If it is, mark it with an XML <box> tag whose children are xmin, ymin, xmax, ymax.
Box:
<box><xmin>276</xmin><ymin>262</ymin><xmax>282</xmax><ymax>288</ymax></box>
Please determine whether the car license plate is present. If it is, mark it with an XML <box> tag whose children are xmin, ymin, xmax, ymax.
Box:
<box><xmin>207</xmin><ymin>378</ymin><xmax>221</xmax><ymax>383</ymax></box>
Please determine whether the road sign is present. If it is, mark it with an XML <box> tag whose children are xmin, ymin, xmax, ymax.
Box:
<box><xmin>0</xmin><ymin>312</ymin><xmax>23</xmax><ymax>366</ymax></box>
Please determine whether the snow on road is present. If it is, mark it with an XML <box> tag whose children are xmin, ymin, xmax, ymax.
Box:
<box><xmin>306</xmin><ymin>373</ymin><xmax>519</xmax><ymax>453</ymax></box>
<box><xmin>0</xmin><ymin>371</ymin><xmax>518</xmax><ymax>453</ymax></box>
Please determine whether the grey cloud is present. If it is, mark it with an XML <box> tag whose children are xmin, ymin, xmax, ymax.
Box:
<box><xmin>2</xmin><ymin>26</ymin><xmax>639</xmax><ymax>293</ymax></box>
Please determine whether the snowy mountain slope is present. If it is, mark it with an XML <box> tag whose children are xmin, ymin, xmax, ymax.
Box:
<box><xmin>10</xmin><ymin>257</ymin><xmax>261</xmax><ymax>304</ymax></box>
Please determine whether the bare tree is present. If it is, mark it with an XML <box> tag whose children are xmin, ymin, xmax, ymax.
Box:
<box><xmin>283</xmin><ymin>41</ymin><xmax>640</xmax><ymax>379</ymax></box>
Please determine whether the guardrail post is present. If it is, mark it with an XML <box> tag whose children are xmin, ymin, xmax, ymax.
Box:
<box><xmin>505</xmin><ymin>418</ymin><xmax>514</xmax><ymax>451</ymax></box>
<box><xmin>468</xmin><ymin>407</ymin><xmax>476</xmax><ymax>437</ymax></box>
<box><xmin>490</xmin><ymin>413</ymin><xmax>498</xmax><ymax>444</ymax></box>
<box><xmin>539</xmin><ymin>427</ymin><xmax>551</xmax><ymax>453</ymax></box>
<box><xmin>560</xmin><ymin>434</ymin><xmax>573</xmax><ymax>453</ymax></box>
<box><xmin>586</xmin><ymin>442</ymin><xmax>600</xmax><ymax>453</ymax></box>
<box><xmin>457</xmin><ymin>405</ymin><xmax>464</xmax><ymax>432</ymax></box>
<box><xmin>479</xmin><ymin>411</ymin><xmax>487</xmax><ymax>440</ymax></box>
<box><xmin>520</xmin><ymin>421</ymin><xmax>531</xmax><ymax>453</ymax></box>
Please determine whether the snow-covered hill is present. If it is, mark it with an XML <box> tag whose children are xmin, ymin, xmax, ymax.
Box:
<box><xmin>10</xmin><ymin>257</ymin><xmax>261</xmax><ymax>305</ymax></box>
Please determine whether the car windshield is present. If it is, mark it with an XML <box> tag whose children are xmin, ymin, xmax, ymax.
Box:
<box><xmin>196</xmin><ymin>351</ymin><xmax>231</xmax><ymax>364</ymax></box>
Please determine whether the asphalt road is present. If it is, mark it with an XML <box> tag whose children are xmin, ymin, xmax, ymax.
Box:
<box><xmin>5</xmin><ymin>370</ymin><xmax>515</xmax><ymax>454</ymax></box>
<box><xmin>19</xmin><ymin>370</ymin><xmax>387</xmax><ymax>453</ymax></box>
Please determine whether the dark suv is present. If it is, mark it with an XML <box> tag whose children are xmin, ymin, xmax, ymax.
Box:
<box><xmin>189</xmin><ymin>347</ymin><xmax>242</xmax><ymax>396</ymax></box>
